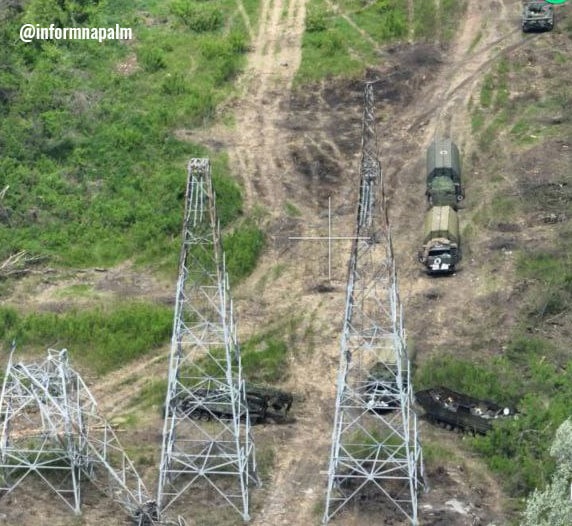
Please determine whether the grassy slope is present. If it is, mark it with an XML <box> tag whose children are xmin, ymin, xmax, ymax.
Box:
<box><xmin>1</xmin><ymin>0</ymin><xmax>570</xmax><ymax>517</ymax></box>
<box><xmin>0</xmin><ymin>0</ymin><xmax>264</xmax><ymax>369</ymax></box>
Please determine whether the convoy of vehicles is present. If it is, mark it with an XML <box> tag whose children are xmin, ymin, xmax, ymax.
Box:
<box><xmin>419</xmin><ymin>139</ymin><xmax>463</xmax><ymax>274</ymax></box>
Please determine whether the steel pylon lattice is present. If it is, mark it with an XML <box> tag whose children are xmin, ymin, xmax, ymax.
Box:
<box><xmin>0</xmin><ymin>347</ymin><xmax>162</xmax><ymax>525</ymax></box>
<box><xmin>323</xmin><ymin>83</ymin><xmax>423</xmax><ymax>524</ymax></box>
<box><xmin>157</xmin><ymin>159</ymin><xmax>257</xmax><ymax>521</ymax></box>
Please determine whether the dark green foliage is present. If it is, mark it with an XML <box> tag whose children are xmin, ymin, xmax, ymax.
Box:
<box><xmin>306</xmin><ymin>8</ymin><xmax>329</xmax><ymax>32</ymax></box>
<box><xmin>0</xmin><ymin>303</ymin><xmax>173</xmax><ymax>375</ymax></box>
<box><xmin>223</xmin><ymin>224</ymin><xmax>265</xmax><ymax>282</ymax></box>
<box><xmin>138</xmin><ymin>47</ymin><xmax>167</xmax><ymax>72</ymax></box>
<box><xmin>170</xmin><ymin>0</ymin><xmax>224</xmax><ymax>32</ymax></box>
<box><xmin>212</xmin><ymin>170</ymin><xmax>243</xmax><ymax>227</ymax></box>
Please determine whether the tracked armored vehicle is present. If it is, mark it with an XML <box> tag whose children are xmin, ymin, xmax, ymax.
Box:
<box><xmin>522</xmin><ymin>1</ymin><xmax>554</xmax><ymax>32</ymax></box>
<box><xmin>415</xmin><ymin>387</ymin><xmax>516</xmax><ymax>434</ymax></box>
<box><xmin>418</xmin><ymin>206</ymin><xmax>461</xmax><ymax>274</ymax></box>
<box><xmin>171</xmin><ymin>388</ymin><xmax>268</xmax><ymax>423</ymax></box>
<box><xmin>168</xmin><ymin>385</ymin><xmax>293</xmax><ymax>424</ymax></box>
<box><xmin>246</xmin><ymin>385</ymin><xmax>293</xmax><ymax>419</ymax></box>
<box><xmin>426</xmin><ymin>138</ymin><xmax>464</xmax><ymax>208</ymax></box>
<box><xmin>362</xmin><ymin>362</ymin><xmax>407</xmax><ymax>412</ymax></box>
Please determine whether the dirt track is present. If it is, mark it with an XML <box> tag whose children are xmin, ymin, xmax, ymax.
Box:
<box><xmin>225</xmin><ymin>1</ymin><xmax>531</xmax><ymax>525</ymax></box>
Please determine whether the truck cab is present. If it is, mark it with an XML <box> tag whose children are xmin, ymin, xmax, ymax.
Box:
<box><xmin>418</xmin><ymin>206</ymin><xmax>461</xmax><ymax>274</ymax></box>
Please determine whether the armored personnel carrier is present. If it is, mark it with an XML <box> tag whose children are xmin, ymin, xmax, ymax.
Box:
<box><xmin>415</xmin><ymin>387</ymin><xmax>516</xmax><ymax>434</ymax></box>
<box><xmin>522</xmin><ymin>1</ymin><xmax>554</xmax><ymax>32</ymax></box>
<box><xmin>426</xmin><ymin>138</ymin><xmax>464</xmax><ymax>208</ymax></box>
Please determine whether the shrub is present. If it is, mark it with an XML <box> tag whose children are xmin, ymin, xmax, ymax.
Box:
<box><xmin>306</xmin><ymin>8</ymin><xmax>328</xmax><ymax>32</ymax></box>
<box><xmin>171</xmin><ymin>1</ymin><xmax>223</xmax><ymax>32</ymax></box>
<box><xmin>223</xmin><ymin>223</ymin><xmax>265</xmax><ymax>282</ymax></box>
<box><xmin>242</xmin><ymin>338</ymin><xmax>289</xmax><ymax>383</ymax></box>
<box><xmin>138</xmin><ymin>47</ymin><xmax>167</xmax><ymax>72</ymax></box>
<box><xmin>0</xmin><ymin>303</ymin><xmax>173</xmax><ymax>375</ymax></box>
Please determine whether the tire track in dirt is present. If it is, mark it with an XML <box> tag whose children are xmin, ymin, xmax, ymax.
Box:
<box><xmin>230</xmin><ymin>0</ymin><xmax>307</xmax><ymax>214</ymax></box>
<box><xmin>88</xmin><ymin>350</ymin><xmax>168</xmax><ymax>418</ymax></box>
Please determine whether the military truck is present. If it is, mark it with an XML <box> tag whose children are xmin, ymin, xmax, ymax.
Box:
<box><xmin>418</xmin><ymin>206</ymin><xmax>461</xmax><ymax>274</ymax></box>
<box><xmin>426</xmin><ymin>138</ymin><xmax>464</xmax><ymax>208</ymax></box>
<box><xmin>415</xmin><ymin>387</ymin><xmax>516</xmax><ymax>435</ymax></box>
<box><xmin>522</xmin><ymin>1</ymin><xmax>554</xmax><ymax>32</ymax></box>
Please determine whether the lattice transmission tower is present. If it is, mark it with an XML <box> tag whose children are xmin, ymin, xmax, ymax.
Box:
<box><xmin>323</xmin><ymin>83</ymin><xmax>424</xmax><ymax>524</ymax></box>
<box><xmin>157</xmin><ymin>159</ymin><xmax>257</xmax><ymax>521</ymax></box>
<box><xmin>0</xmin><ymin>347</ymin><xmax>163</xmax><ymax>525</ymax></box>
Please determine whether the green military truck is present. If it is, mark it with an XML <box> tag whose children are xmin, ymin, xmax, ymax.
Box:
<box><xmin>522</xmin><ymin>1</ymin><xmax>554</xmax><ymax>33</ymax></box>
<box><xmin>426</xmin><ymin>138</ymin><xmax>464</xmax><ymax>209</ymax></box>
<box><xmin>418</xmin><ymin>205</ymin><xmax>461</xmax><ymax>274</ymax></box>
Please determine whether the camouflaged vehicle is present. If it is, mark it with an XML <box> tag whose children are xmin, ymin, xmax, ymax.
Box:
<box><xmin>168</xmin><ymin>385</ymin><xmax>293</xmax><ymax>424</ymax></box>
<box><xmin>362</xmin><ymin>362</ymin><xmax>407</xmax><ymax>412</ymax></box>
<box><xmin>426</xmin><ymin>138</ymin><xmax>464</xmax><ymax>209</ymax></box>
<box><xmin>522</xmin><ymin>1</ymin><xmax>554</xmax><ymax>32</ymax></box>
<box><xmin>415</xmin><ymin>387</ymin><xmax>516</xmax><ymax>434</ymax></box>
<box><xmin>418</xmin><ymin>205</ymin><xmax>461</xmax><ymax>274</ymax></box>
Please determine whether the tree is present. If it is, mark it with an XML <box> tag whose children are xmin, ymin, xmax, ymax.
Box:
<box><xmin>522</xmin><ymin>419</ymin><xmax>572</xmax><ymax>526</ymax></box>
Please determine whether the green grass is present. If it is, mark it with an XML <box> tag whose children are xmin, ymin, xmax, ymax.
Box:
<box><xmin>0</xmin><ymin>303</ymin><xmax>172</xmax><ymax>375</ymax></box>
<box><xmin>297</xmin><ymin>0</ymin><xmax>465</xmax><ymax>83</ymax></box>
<box><xmin>284</xmin><ymin>201</ymin><xmax>302</xmax><ymax>217</ymax></box>
<box><xmin>413</xmin><ymin>0</ymin><xmax>437</xmax><ymax>40</ymax></box>
<box><xmin>416</xmin><ymin>344</ymin><xmax>572</xmax><ymax>497</ymax></box>
<box><xmin>0</xmin><ymin>0</ymin><xmax>253</xmax><ymax>271</ymax></box>
<box><xmin>241</xmin><ymin>338</ymin><xmax>289</xmax><ymax>383</ymax></box>
<box><xmin>295</xmin><ymin>0</ymin><xmax>464</xmax><ymax>85</ymax></box>
<box><xmin>469</xmin><ymin>30</ymin><xmax>482</xmax><ymax>52</ymax></box>
<box><xmin>130</xmin><ymin>378</ymin><xmax>169</xmax><ymax>409</ymax></box>
<box><xmin>223</xmin><ymin>222</ymin><xmax>265</xmax><ymax>283</ymax></box>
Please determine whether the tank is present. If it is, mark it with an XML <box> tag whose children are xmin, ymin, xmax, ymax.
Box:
<box><xmin>522</xmin><ymin>2</ymin><xmax>554</xmax><ymax>32</ymax></box>
<box><xmin>168</xmin><ymin>385</ymin><xmax>293</xmax><ymax>424</ymax></box>
<box><xmin>418</xmin><ymin>206</ymin><xmax>461</xmax><ymax>273</ymax></box>
<box><xmin>170</xmin><ymin>388</ymin><xmax>268</xmax><ymax>423</ymax></box>
<box><xmin>426</xmin><ymin>138</ymin><xmax>464</xmax><ymax>208</ymax></box>
<box><xmin>415</xmin><ymin>387</ymin><xmax>516</xmax><ymax>434</ymax></box>
<box><xmin>245</xmin><ymin>385</ymin><xmax>293</xmax><ymax>420</ymax></box>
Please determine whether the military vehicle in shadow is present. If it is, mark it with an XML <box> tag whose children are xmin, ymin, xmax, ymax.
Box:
<box><xmin>167</xmin><ymin>385</ymin><xmax>293</xmax><ymax>424</ymax></box>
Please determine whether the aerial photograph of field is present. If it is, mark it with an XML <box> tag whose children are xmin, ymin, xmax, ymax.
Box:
<box><xmin>0</xmin><ymin>0</ymin><xmax>571</xmax><ymax>524</ymax></box>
